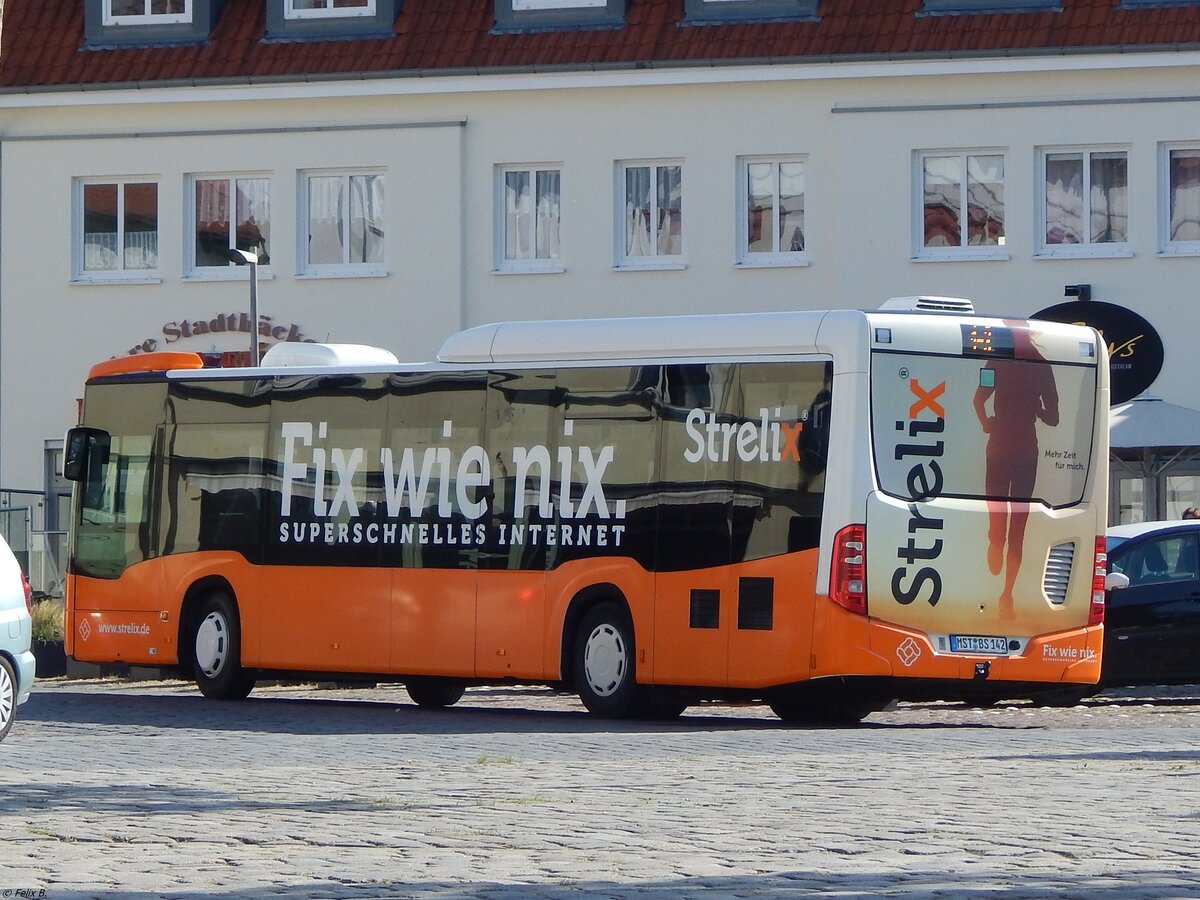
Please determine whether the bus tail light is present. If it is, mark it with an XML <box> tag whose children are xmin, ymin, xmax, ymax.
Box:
<box><xmin>1089</xmin><ymin>536</ymin><xmax>1106</xmax><ymax>626</ymax></box>
<box><xmin>832</xmin><ymin>523</ymin><xmax>867</xmax><ymax>615</ymax></box>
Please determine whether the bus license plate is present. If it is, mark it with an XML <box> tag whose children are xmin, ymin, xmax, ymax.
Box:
<box><xmin>950</xmin><ymin>635</ymin><xmax>1009</xmax><ymax>655</ymax></box>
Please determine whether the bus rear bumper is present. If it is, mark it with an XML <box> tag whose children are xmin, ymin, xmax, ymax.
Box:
<box><xmin>866</xmin><ymin>618</ymin><xmax>1103</xmax><ymax>686</ymax></box>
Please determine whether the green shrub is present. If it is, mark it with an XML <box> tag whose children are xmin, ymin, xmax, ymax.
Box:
<box><xmin>31</xmin><ymin>599</ymin><xmax>65</xmax><ymax>642</ymax></box>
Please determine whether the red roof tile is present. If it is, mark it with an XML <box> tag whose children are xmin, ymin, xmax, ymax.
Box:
<box><xmin>2</xmin><ymin>1</ymin><xmax>1199</xmax><ymax>90</ymax></box>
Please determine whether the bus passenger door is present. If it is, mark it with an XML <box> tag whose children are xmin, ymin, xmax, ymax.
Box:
<box><xmin>263</xmin><ymin>374</ymin><xmax>391</xmax><ymax>674</ymax></box>
<box><xmin>158</xmin><ymin>421</ymin><xmax>268</xmax><ymax>664</ymax></box>
<box><xmin>385</xmin><ymin>372</ymin><xmax>486</xmax><ymax>678</ymax></box>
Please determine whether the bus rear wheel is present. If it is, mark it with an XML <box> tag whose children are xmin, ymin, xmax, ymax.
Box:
<box><xmin>769</xmin><ymin>687</ymin><xmax>877</xmax><ymax>726</ymax></box>
<box><xmin>191</xmin><ymin>591</ymin><xmax>255</xmax><ymax>701</ymax></box>
<box><xmin>405</xmin><ymin>677</ymin><xmax>466</xmax><ymax>709</ymax></box>
<box><xmin>574</xmin><ymin>602</ymin><xmax>640</xmax><ymax>718</ymax></box>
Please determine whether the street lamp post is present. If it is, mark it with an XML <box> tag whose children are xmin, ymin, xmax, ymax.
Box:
<box><xmin>224</xmin><ymin>248</ymin><xmax>260</xmax><ymax>366</ymax></box>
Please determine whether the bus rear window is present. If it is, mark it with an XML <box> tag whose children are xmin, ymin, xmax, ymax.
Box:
<box><xmin>871</xmin><ymin>351</ymin><xmax>1097</xmax><ymax>508</ymax></box>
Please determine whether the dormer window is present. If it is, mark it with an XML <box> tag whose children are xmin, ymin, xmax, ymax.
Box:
<box><xmin>266</xmin><ymin>0</ymin><xmax>400</xmax><ymax>39</ymax></box>
<box><xmin>85</xmin><ymin>0</ymin><xmax>218</xmax><ymax>48</ymax></box>
<box><xmin>919</xmin><ymin>0</ymin><xmax>1060</xmax><ymax>13</ymax></box>
<box><xmin>514</xmin><ymin>0</ymin><xmax>605</xmax><ymax>8</ymax></box>
<box><xmin>682</xmin><ymin>0</ymin><xmax>819</xmax><ymax>25</ymax></box>
<box><xmin>104</xmin><ymin>0</ymin><xmax>192</xmax><ymax>26</ymax></box>
<box><xmin>284</xmin><ymin>0</ymin><xmax>376</xmax><ymax>19</ymax></box>
<box><xmin>493</xmin><ymin>0</ymin><xmax>626</xmax><ymax>32</ymax></box>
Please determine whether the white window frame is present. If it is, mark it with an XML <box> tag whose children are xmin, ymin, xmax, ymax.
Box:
<box><xmin>1036</xmin><ymin>145</ymin><xmax>1132</xmax><ymax>260</ymax></box>
<box><xmin>737</xmin><ymin>155</ymin><xmax>809</xmax><ymax>268</ymax></box>
<box><xmin>284</xmin><ymin>0</ymin><xmax>376</xmax><ymax>19</ymax></box>
<box><xmin>685</xmin><ymin>0</ymin><xmax>820</xmax><ymax>21</ymax></box>
<box><xmin>1159</xmin><ymin>142</ymin><xmax>1200</xmax><ymax>257</ymax></box>
<box><xmin>185</xmin><ymin>174</ymin><xmax>273</xmax><ymax>281</ymax></box>
<box><xmin>298</xmin><ymin>169</ymin><xmax>386</xmax><ymax>279</ymax></box>
<box><xmin>73</xmin><ymin>177</ymin><xmax>162</xmax><ymax>284</ymax></box>
<box><xmin>615</xmin><ymin>159</ymin><xmax>685</xmax><ymax>270</ymax></box>
<box><xmin>494</xmin><ymin>164</ymin><xmax>564</xmax><ymax>275</ymax></box>
<box><xmin>513</xmin><ymin>0</ymin><xmax>606</xmax><ymax>8</ymax></box>
<box><xmin>103</xmin><ymin>0</ymin><xmax>193</xmax><ymax>26</ymax></box>
<box><xmin>912</xmin><ymin>149</ymin><xmax>1008</xmax><ymax>262</ymax></box>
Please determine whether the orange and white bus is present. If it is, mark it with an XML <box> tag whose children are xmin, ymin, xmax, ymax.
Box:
<box><xmin>63</xmin><ymin>298</ymin><xmax>1110</xmax><ymax>721</ymax></box>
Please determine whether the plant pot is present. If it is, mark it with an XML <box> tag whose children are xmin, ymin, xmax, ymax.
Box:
<box><xmin>33</xmin><ymin>639</ymin><xmax>67</xmax><ymax>677</ymax></box>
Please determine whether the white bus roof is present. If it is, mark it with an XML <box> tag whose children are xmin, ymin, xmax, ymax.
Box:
<box><xmin>437</xmin><ymin>310</ymin><xmax>847</xmax><ymax>364</ymax></box>
<box><xmin>98</xmin><ymin>301</ymin><xmax>1097</xmax><ymax>381</ymax></box>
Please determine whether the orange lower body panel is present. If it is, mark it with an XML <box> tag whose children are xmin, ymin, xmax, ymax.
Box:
<box><xmin>67</xmin><ymin>550</ymin><xmax>1101</xmax><ymax>690</ymax></box>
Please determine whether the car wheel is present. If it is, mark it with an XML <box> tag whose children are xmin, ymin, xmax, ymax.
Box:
<box><xmin>574</xmin><ymin>602</ymin><xmax>640</xmax><ymax>718</ymax></box>
<box><xmin>192</xmin><ymin>591</ymin><xmax>255</xmax><ymax>700</ymax></box>
<box><xmin>0</xmin><ymin>656</ymin><xmax>16</xmax><ymax>742</ymax></box>
<box><xmin>405</xmin><ymin>678</ymin><xmax>466</xmax><ymax>709</ymax></box>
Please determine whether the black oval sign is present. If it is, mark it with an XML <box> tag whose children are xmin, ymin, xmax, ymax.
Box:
<box><xmin>1032</xmin><ymin>300</ymin><xmax>1164</xmax><ymax>405</ymax></box>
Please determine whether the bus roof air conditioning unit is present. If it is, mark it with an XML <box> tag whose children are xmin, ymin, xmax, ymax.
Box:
<box><xmin>259</xmin><ymin>343</ymin><xmax>399</xmax><ymax>368</ymax></box>
<box><xmin>880</xmin><ymin>296</ymin><xmax>975</xmax><ymax>314</ymax></box>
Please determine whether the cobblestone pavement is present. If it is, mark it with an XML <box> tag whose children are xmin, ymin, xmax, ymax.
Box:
<box><xmin>2</xmin><ymin>678</ymin><xmax>1200</xmax><ymax>899</ymax></box>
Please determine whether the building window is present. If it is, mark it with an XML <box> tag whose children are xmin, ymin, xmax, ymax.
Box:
<box><xmin>496</xmin><ymin>166</ymin><xmax>562</xmax><ymax>273</ymax></box>
<box><xmin>75</xmin><ymin>179</ymin><xmax>160</xmax><ymax>280</ymax></box>
<box><xmin>85</xmin><ymin>0</ymin><xmax>217</xmax><ymax>47</ymax></box>
<box><xmin>617</xmin><ymin>161</ymin><xmax>683</xmax><ymax>267</ymax></box>
<box><xmin>514</xmin><ymin>0</ymin><xmax>605</xmax><ymax>7</ymax></box>
<box><xmin>915</xmin><ymin>152</ymin><xmax>1005</xmax><ymax>260</ymax></box>
<box><xmin>189</xmin><ymin>176</ymin><xmax>271</xmax><ymax>276</ymax></box>
<box><xmin>1118</xmin><ymin>1</ymin><xmax>1200</xmax><ymax>7</ymax></box>
<box><xmin>1039</xmin><ymin>148</ymin><xmax>1129</xmax><ymax>257</ymax></box>
<box><xmin>300</xmin><ymin>171</ymin><xmax>385</xmax><ymax>276</ymax></box>
<box><xmin>738</xmin><ymin>156</ymin><xmax>806</xmax><ymax>266</ymax></box>
<box><xmin>103</xmin><ymin>0</ymin><xmax>191</xmax><ymax>25</ymax></box>
<box><xmin>494</xmin><ymin>0</ymin><xmax>626</xmax><ymax>31</ymax></box>
<box><xmin>920</xmin><ymin>0</ymin><xmax>1061</xmax><ymax>13</ymax></box>
<box><xmin>285</xmin><ymin>0</ymin><xmax>376</xmax><ymax>18</ymax></box>
<box><xmin>1162</xmin><ymin>145</ymin><xmax>1200</xmax><ymax>254</ymax></box>
<box><xmin>683</xmin><ymin>0</ymin><xmax>819</xmax><ymax>24</ymax></box>
<box><xmin>266</xmin><ymin>0</ymin><xmax>400</xmax><ymax>39</ymax></box>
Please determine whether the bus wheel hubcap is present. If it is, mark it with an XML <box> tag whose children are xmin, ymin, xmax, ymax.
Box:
<box><xmin>584</xmin><ymin>623</ymin><xmax>627</xmax><ymax>697</ymax></box>
<box><xmin>195</xmin><ymin>612</ymin><xmax>228</xmax><ymax>678</ymax></box>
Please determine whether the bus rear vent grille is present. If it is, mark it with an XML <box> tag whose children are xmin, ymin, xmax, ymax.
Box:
<box><xmin>1043</xmin><ymin>542</ymin><xmax>1076</xmax><ymax>605</ymax></box>
<box><xmin>880</xmin><ymin>296</ymin><xmax>975</xmax><ymax>314</ymax></box>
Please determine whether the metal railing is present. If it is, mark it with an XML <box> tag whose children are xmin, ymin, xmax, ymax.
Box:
<box><xmin>0</xmin><ymin>491</ymin><xmax>67</xmax><ymax>598</ymax></box>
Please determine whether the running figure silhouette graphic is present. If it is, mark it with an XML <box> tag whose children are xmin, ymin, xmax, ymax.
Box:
<box><xmin>972</xmin><ymin>326</ymin><xmax>1059</xmax><ymax>618</ymax></box>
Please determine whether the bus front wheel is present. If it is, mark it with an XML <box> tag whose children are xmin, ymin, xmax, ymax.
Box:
<box><xmin>191</xmin><ymin>591</ymin><xmax>255</xmax><ymax>701</ymax></box>
<box><xmin>574</xmin><ymin>602</ymin><xmax>640</xmax><ymax>718</ymax></box>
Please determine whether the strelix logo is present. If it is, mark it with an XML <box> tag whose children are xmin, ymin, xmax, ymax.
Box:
<box><xmin>683</xmin><ymin>407</ymin><xmax>805</xmax><ymax>464</ymax></box>
<box><xmin>890</xmin><ymin>378</ymin><xmax>947</xmax><ymax>608</ymax></box>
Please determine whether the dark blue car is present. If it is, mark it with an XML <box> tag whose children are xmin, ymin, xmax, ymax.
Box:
<box><xmin>1103</xmin><ymin>520</ymin><xmax>1200</xmax><ymax>687</ymax></box>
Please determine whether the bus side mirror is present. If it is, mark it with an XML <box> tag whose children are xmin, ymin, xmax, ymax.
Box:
<box><xmin>1105</xmin><ymin>571</ymin><xmax>1130</xmax><ymax>592</ymax></box>
<box><xmin>63</xmin><ymin>427</ymin><xmax>110</xmax><ymax>482</ymax></box>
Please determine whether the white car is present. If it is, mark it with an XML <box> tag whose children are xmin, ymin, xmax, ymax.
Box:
<box><xmin>0</xmin><ymin>534</ymin><xmax>35</xmax><ymax>741</ymax></box>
